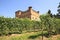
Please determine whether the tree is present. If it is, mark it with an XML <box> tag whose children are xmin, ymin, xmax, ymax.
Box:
<box><xmin>40</xmin><ymin>15</ymin><xmax>46</xmax><ymax>40</ymax></box>
<box><xmin>47</xmin><ymin>10</ymin><xmax>52</xmax><ymax>17</ymax></box>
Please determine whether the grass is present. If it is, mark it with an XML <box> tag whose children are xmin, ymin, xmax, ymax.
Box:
<box><xmin>10</xmin><ymin>34</ymin><xmax>30</xmax><ymax>40</ymax></box>
<box><xmin>57</xmin><ymin>36</ymin><xmax>60</xmax><ymax>40</ymax></box>
<box><xmin>57</xmin><ymin>38</ymin><xmax>60</xmax><ymax>40</ymax></box>
<box><xmin>0</xmin><ymin>31</ymin><xmax>60</xmax><ymax>40</ymax></box>
<box><xmin>11</xmin><ymin>32</ymin><xmax>41</xmax><ymax>40</ymax></box>
<box><xmin>0</xmin><ymin>32</ymin><xmax>41</xmax><ymax>40</ymax></box>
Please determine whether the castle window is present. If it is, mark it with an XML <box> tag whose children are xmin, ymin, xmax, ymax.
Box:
<box><xmin>32</xmin><ymin>17</ymin><xmax>34</xmax><ymax>19</ymax></box>
<box><xmin>35</xmin><ymin>18</ymin><xmax>37</xmax><ymax>19</ymax></box>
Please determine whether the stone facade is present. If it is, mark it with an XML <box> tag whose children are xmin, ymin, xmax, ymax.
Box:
<box><xmin>15</xmin><ymin>7</ymin><xmax>40</xmax><ymax>21</ymax></box>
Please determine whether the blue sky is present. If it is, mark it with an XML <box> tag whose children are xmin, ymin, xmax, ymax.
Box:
<box><xmin>0</xmin><ymin>0</ymin><xmax>60</xmax><ymax>18</ymax></box>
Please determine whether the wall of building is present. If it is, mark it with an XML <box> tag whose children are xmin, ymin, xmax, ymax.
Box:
<box><xmin>31</xmin><ymin>9</ymin><xmax>40</xmax><ymax>21</ymax></box>
<box><xmin>15</xmin><ymin>11</ymin><xmax>21</xmax><ymax>17</ymax></box>
<box><xmin>15</xmin><ymin>7</ymin><xmax>40</xmax><ymax>21</ymax></box>
<box><xmin>20</xmin><ymin>11</ymin><xmax>31</xmax><ymax>19</ymax></box>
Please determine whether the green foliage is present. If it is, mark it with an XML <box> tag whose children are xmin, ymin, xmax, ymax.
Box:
<box><xmin>0</xmin><ymin>17</ymin><xmax>41</xmax><ymax>35</ymax></box>
<box><xmin>0</xmin><ymin>14</ymin><xmax>60</xmax><ymax>37</ymax></box>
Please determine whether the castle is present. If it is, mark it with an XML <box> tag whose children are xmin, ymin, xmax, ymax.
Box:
<box><xmin>15</xmin><ymin>6</ymin><xmax>40</xmax><ymax>21</ymax></box>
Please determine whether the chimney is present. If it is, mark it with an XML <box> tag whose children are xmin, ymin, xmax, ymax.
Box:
<box><xmin>29</xmin><ymin>6</ymin><xmax>32</xmax><ymax>11</ymax></box>
<box><xmin>37</xmin><ymin>11</ymin><xmax>39</xmax><ymax>13</ymax></box>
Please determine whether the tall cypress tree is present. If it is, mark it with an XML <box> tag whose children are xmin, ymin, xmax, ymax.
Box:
<box><xmin>57</xmin><ymin>2</ymin><xmax>60</xmax><ymax>18</ymax></box>
<box><xmin>47</xmin><ymin>10</ymin><xmax>52</xmax><ymax>17</ymax></box>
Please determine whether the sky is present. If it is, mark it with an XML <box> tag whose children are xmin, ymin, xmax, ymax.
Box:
<box><xmin>0</xmin><ymin>0</ymin><xmax>60</xmax><ymax>18</ymax></box>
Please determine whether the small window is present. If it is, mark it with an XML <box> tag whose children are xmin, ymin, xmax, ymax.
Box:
<box><xmin>35</xmin><ymin>18</ymin><xmax>37</xmax><ymax>19</ymax></box>
<box><xmin>32</xmin><ymin>17</ymin><xmax>34</xmax><ymax>19</ymax></box>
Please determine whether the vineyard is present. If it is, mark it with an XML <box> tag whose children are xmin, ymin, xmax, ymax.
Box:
<box><xmin>0</xmin><ymin>13</ymin><xmax>60</xmax><ymax>40</ymax></box>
